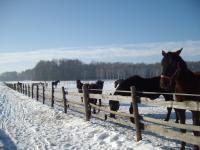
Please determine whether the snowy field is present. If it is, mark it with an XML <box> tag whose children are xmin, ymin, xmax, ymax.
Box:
<box><xmin>0</xmin><ymin>81</ymin><xmax>193</xmax><ymax>150</ymax></box>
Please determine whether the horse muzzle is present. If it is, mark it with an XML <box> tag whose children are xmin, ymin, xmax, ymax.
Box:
<box><xmin>160</xmin><ymin>75</ymin><xmax>171</xmax><ymax>91</ymax></box>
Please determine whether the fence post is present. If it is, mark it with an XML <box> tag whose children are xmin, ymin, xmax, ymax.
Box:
<box><xmin>24</xmin><ymin>85</ymin><xmax>26</xmax><ymax>95</ymax></box>
<box><xmin>130</xmin><ymin>86</ymin><xmax>142</xmax><ymax>141</ymax></box>
<box><xmin>82</xmin><ymin>84</ymin><xmax>91</xmax><ymax>121</ymax></box>
<box><xmin>21</xmin><ymin>83</ymin><xmax>24</xmax><ymax>94</ymax></box>
<box><xmin>20</xmin><ymin>84</ymin><xmax>22</xmax><ymax>92</ymax></box>
<box><xmin>36</xmin><ymin>85</ymin><xmax>39</xmax><ymax>101</ymax></box>
<box><xmin>23</xmin><ymin>84</ymin><xmax>25</xmax><ymax>94</ymax></box>
<box><xmin>51</xmin><ymin>83</ymin><xmax>54</xmax><ymax>107</ymax></box>
<box><xmin>43</xmin><ymin>85</ymin><xmax>45</xmax><ymax>104</ymax></box>
<box><xmin>25</xmin><ymin>84</ymin><xmax>27</xmax><ymax>95</ymax></box>
<box><xmin>32</xmin><ymin>84</ymin><xmax>34</xmax><ymax>99</ymax></box>
<box><xmin>25</xmin><ymin>85</ymin><xmax>26</xmax><ymax>95</ymax></box>
<box><xmin>62</xmin><ymin>87</ymin><xmax>67</xmax><ymax>113</ymax></box>
<box><xmin>28</xmin><ymin>85</ymin><xmax>30</xmax><ymax>97</ymax></box>
<box><xmin>21</xmin><ymin>84</ymin><xmax>23</xmax><ymax>93</ymax></box>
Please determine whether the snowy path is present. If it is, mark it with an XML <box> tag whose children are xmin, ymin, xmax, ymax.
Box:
<box><xmin>0</xmin><ymin>83</ymin><xmax>184</xmax><ymax>149</ymax></box>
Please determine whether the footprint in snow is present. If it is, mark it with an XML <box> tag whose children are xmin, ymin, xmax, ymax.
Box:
<box><xmin>96</xmin><ymin>132</ymin><xmax>109</xmax><ymax>140</ymax></box>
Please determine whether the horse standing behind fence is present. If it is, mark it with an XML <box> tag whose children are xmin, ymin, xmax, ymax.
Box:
<box><xmin>160</xmin><ymin>48</ymin><xmax>200</xmax><ymax>150</ymax></box>
<box><xmin>17</xmin><ymin>82</ymin><xmax>22</xmax><ymax>91</ymax></box>
<box><xmin>76</xmin><ymin>80</ymin><xmax>83</xmax><ymax>102</ymax></box>
<box><xmin>52</xmin><ymin>80</ymin><xmax>60</xmax><ymax>88</ymax></box>
<box><xmin>109</xmin><ymin>75</ymin><xmax>178</xmax><ymax>123</ymax></box>
<box><xmin>76</xmin><ymin>80</ymin><xmax>104</xmax><ymax>114</ymax></box>
<box><xmin>88</xmin><ymin>80</ymin><xmax>104</xmax><ymax>114</ymax></box>
<box><xmin>38</xmin><ymin>81</ymin><xmax>48</xmax><ymax>88</ymax></box>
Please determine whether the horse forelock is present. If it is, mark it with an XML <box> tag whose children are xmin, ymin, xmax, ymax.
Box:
<box><xmin>163</xmin><ymin>51</ymin><xmax>187</xmax><ymax>69</ymax></box>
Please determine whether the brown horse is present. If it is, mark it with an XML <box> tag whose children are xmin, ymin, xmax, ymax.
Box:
<box><xmin>76</xmin><ymin>80</ymin><xmax>84</xmax><ymax>102</ymax></box>
<box><xmin>76</xmin><ymin>80</ymin><xmax>104</xmax><ymax>114</ymax></box>
<box><xmin>160</xmin><ymin>48</ymin><xmax>200</xmax><ymax>150</ymax></box>
<box><xmin>110</xmin><ymin>75</ymin><xmax>177</xmax><ymax>123</ymax></box>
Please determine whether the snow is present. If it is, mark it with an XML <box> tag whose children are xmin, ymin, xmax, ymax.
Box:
<box><xmin>0</xmin><ymin>81</ymin><xmax>191</xmax><ymax>149</ymax></box>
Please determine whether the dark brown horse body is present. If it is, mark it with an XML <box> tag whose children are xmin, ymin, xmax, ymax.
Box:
<box><xmin>160</xmin><ymin>49</ymin><xmax>200</xmax><ymax>150</ymax></box>
<box><xmin>76</xmin><ymin>80</ymin><xmax>104</xmax><ymax>114</ymax></box>
<box><xmin>109</xmin><ymin>75</ymin><xmax>177</xmax><ymax>122</ymax></box>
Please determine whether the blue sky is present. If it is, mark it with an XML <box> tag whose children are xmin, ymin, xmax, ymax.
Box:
<box><xmin>0</xmin><ymin>0</ymin><xmax>200</xmax><ymax>73</ymax></box>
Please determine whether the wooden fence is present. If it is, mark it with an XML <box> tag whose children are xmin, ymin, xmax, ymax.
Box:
<box><xmin>5</xmin><ymin>82</ymin><xmax>200</xmax><ymax>147</ymax></box>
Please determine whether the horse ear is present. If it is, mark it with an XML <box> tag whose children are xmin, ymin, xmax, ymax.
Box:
<box><xmin>162</xmin><ymin>50</ymin><xmax>166</xmax><ymax>56</ymax></box>
<box><xmin>176</xmin><ymin>48</ymin><xmax>183</xmax><ymax>55</ymax></box>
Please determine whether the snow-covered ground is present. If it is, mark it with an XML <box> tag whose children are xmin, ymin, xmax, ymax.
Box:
<box><xmin>0</xmin><ymin>81</ymin><xmax>192</xmax><ymax>150</ymax></box>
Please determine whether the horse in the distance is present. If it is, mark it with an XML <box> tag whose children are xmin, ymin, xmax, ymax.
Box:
<box><xmin>17</xmin><ymin>82</ymin><xmax>23</xmax><ymax>92</ymax></box>
<box><xmin>88</xmin><ymin>80</ymin><xmax>104</xmax><ymax>114</ymax></box>
<box><xmin>76</xmin><ymin>80</ymin><xmax>84</xmax><ymax>102</ymax></box>
<box><xmin>160</xmin><ymin>48</ymin><xmax>200</xmax><ymax>150</ymax></box>
<box><xmin>52</xmin><ymin>80</ymin><xmax>60</xmax><ymax>88</ymax></box>
<box><xmin>76</xmin><ymin>80</ymin><xmax>104</xmax><ymax>114</ymax></box>
<box><xmin>109</xmin><ymin>75</ymin><xmax>178</xmax><ymax>123</ymax></box>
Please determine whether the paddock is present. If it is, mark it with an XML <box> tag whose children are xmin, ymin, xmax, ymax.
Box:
<box><xmin>5</xmin><ymin>81</ymin><xmax>200</xmax><ymax>148</ymax></box>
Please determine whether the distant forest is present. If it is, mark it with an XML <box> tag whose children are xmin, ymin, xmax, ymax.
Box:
<box><xmin>0</xmin><ymin>59</ymin><xmax>200</xmax><ymax>81</ymax></box>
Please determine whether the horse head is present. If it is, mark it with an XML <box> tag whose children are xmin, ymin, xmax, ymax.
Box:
<box><xmin>96</xmin><ymin>80</ymin><xmax>104</xmax><ymax>89</ymax></box>
<box><xmin>160</xmin><ymin>48</ymin><xmax>186</xmax><ymax>90</ymax></box>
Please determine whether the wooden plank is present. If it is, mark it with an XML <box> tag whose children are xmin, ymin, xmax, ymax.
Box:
<box><xmin>67</xmin><ymin>91</ymin><xmax>200</xmax><ymax>111</ymax></box>
<box><xmin>54</xmin><ymin>96</ymin><xmax>63</xmax><ymax>102</ymax></box>
<box><xmin>90</xmin><ymin>103</ymin><xmax>134</xmax><ymax>118</ymax></box>
<box><xmin>65</xmin><ymin>91</ymin><xmax>83</xmax><ymax>97</ymax></box>
<box><xmin>68</xmin><ymin>104</ymin><xmax>85</xmax><ymax>114</ymax></box>
<box><xmin>67</xmin><ymin>91</ymin><xmax>132</xmax><ymax>103</ymax></box>
<box><xmin>143</xmin><ymin>124</ymin><xmax>200</xmax><ymax>146</ymax></box>
<box><xmin>67</xmin><ymin>100</ymin><xmax>84</xmax><ymax>107</ymax></box>
<box><xmin>89</xmin><ymin>93</ymin><xmax>132</xmax><ymax>103</ymax></box>
<box><xmin>140</xmin><ymin>97</ymin><xmax>200</xmax><ymax>111</ymax></box>
<box><xmin>141</xmin><ymin>116</ymin><xmax>200</xmax><ymax>132</ymax></box>
<box><xmin>91</xmin><ymin>113</ymin><xmax>136</xmax><ymax>129</ymax></box>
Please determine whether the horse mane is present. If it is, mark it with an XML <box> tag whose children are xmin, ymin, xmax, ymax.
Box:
<box><xmin>114</xmin><ymin>79</ymin><xmax>124</xmax><ymax>88</ymax></box>
<box><xmin>114</xmin><ymin>75</ymin><xmax>160</xmax><ymax>94</ymax></box>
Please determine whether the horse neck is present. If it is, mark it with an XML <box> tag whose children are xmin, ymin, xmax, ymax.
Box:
<box><xmin>175</xmin><ymin>67</ymin><xmax>195</xmax><ymax>93</ymax></box>
<box><xmin>142</xmin><ymin>77</ymin><xmax>160</xmax><ymax>91</ymax></box>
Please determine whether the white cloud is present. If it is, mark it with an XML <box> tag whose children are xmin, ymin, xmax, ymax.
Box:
<box><xmin>0</xmin><ymin>40</ymin><xmax>200</xmax><ymax>74</ymax></box>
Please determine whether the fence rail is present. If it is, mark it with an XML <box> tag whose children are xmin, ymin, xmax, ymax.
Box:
<box><xmin>5</xmin><ymin>82</ymin><xmax>200</xmax><ymax>148</ymax></box>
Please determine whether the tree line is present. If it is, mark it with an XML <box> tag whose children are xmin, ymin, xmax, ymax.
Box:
<box><xmin>0</xmin><ymin>59</ymin><xmax>200</xmax><ymax>81</ymax></box>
